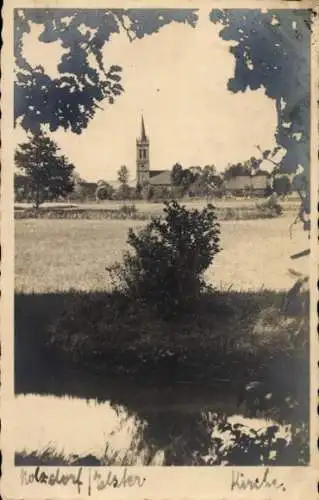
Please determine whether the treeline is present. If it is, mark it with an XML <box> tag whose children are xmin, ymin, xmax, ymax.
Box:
<box><xmin>14</xmin><ymin>133</ymin><xmax>297</xmax><ymax>208</ymax></box>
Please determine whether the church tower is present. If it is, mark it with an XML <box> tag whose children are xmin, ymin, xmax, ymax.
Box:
<box><xmin>136</xmin><ymin>115</ymin><xmax>150</xmax><ymax>187</ymax></box>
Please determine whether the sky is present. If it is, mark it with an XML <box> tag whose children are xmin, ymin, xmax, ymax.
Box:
<box><xmin>15</xmin><ymin>10</ymin><xmax>279</xmax><ymax>182</ymax></box>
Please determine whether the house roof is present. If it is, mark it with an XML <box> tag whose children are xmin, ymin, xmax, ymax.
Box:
<box><xmin>149</xmin><ymin>170</ymin><xmax>172</xmax><ymax>186</ymax></box>
<box><xmin>224</xmin><ymin>176</ymin><xmax>252</xmax><ymax>190</ymax></box>
<box><xmin>79</xmin><ymin>181</ymin><xmax>98</xmax><ymax>189</ymax></box>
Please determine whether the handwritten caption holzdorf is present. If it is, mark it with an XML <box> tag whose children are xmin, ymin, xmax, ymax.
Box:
<box><xmin>20</xmin><ymin>466</ymin><xmax>146</xmax><ymax>495</ymax></box>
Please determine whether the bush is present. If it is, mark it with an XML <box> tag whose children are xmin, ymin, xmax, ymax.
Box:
<box><xmin>14</xmin><ymin>206</ymin><xmax>148</xmax><ymax>221</ymax></box>
<box><xmin>95</xmin><ymin>183</ymin><xmax>114</xmax><ymax>201</ymax></box>
<box><xmin>107</xmin><ymin>200</ymin><xmax>221</xmax><ymax>317</ymax></box>
<box><xmin>141</xmin><ymin>184</ymin><xmax>154</xmax><ymax>201</ymax></box>
<box><xmin>196</xmin><ymin>414</ymin><xmax>308</xmax><ymax>465</ymax></box>
<box><xmin>170</xmin><ymin>186</ymin><xmax>185</xmax><ymax>199</ymax></box>
<box><xmin>256</xmin><ymin>194</ymin><xmax>283</xmax><ymax>216</ymax></box>
<box><xmin>152</xmin><ymin>187</ymin><xmax>171</xmax><ymax>202</ymax></box>
<box><xmin>118</xmin><ymin>204</ymin><xmax>138</xmax><ymax>217</ymax></box>
<box><xmin>114</xmin><ymin>184</ymin><xmax>132</xmax><ymax>200</ymax></box>
<box><xmin>224</xmin><ymin>208</ymin><xmax>236</xmax><ymax>220</ymax></box>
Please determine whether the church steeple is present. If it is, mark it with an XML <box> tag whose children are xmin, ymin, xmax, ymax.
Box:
<box><xmin>141</xmin><ymin>114</ymin><xmax>147</xmax><ymax>141</ymax></box>
<box><xmin>136</xmin><ymin>114</ymin><xmax>150</xmax><ymax>187</ymax></box>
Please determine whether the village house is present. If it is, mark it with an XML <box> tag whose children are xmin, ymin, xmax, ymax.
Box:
<box><xmin>224</xmin><ymin>173</ymin><xmax>270</xmax><ymax>198</ymax></box>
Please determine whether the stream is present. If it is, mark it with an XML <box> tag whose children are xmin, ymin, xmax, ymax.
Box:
<box><xmin>13</xmin><ymin>368</ymin><xmax>293</xmax><ymax>466</ymax></box>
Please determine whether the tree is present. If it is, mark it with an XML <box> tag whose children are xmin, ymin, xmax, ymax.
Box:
<box><xmin>171</xmin><ymin>163</ymin><xmax>198</xmax><ymax>195</ymax></box>
<box><xmin>15</xmin><ymin>9</ymin><xmax>198</xmax><ymax>134</ymax></box>
<box><xmin>67</xmin><ymin>171</ymin><xmax>85</xmax><ymax>201</ymax></box>
<box><xmin>273</xmin><ymin>175</ymin><xmax>292</xmax><ymax>196</ymax></box>
<box><xmin>152</xmin><ymin>186</ymin><xmax>170</xmax><ymax>202</ymax></box>
<box><xmin>95</xmin><ymin>181</ymin><xmax>114</xmax><ymax>200</ymax></box>
<box><xmin>202</xmin><ymin>165</ymin><xmax>217</xmax><ymax>184</ymax></box>
<box><xmin>244</xmin><ymin>156</ymin><xmax>263</xmax><ymax>174</ymax></box>
<box><xmin>210</xmin><ymin>9</ymin><xmax>313</xmax><ymax>192</ymax></box>
<box><xmin>171</xmin><ymin>163</ymin><xmax>184</xmax><ymax>186</ymax></box>
<box><xmin>181</xmin><ymin>168</ymin><xmax>196</xmax><ymax>191</ymax></box>
<box><xmin>141</xmin><ymin>183</ymin><xmax>154</xmax><ymax>201</ymax></box>
<box><xmin>189</xmin><ymin>166</ymin><xmax>202</xmax><ymax>176</ymax></box>
<box><xmin>201</xmin><ymin>165</ymin><xmax>222</xmax><ymax>199</ymax></box>
<box><xmin>210</xmin><ymin>12</ymin><xmax>310</xmax><ymax>443</ymax></box>
<box><xmin>117</xmin><ymin>165</ymin><xmax>129</xmax><ymax>186</ymax></box>
<box><xmin>116</xmin><ymin>165</ymin><xmax>130</xmax><ymax>200</ymax></box>
<box><xmin>116</xmin><ymin>185</ymin><xmax>131</xmax><ymax>201</ymax></box>
<box><xmin>14</xmin><ymin>133</ymin><xmax>75</xmax><ymax>208</ymax></box>
<box><xmin>14</xmin><ymin>173</ymin><xmax>31</xmax><ymax>202</ymax></box>
<box><xmin>223</xmin><ymin>162</ymin><xmax>250</xmax><ymax>180</ymax></box>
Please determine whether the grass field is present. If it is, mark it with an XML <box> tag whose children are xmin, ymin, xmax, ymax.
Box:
<box><xmin>15</xmin><ymin>196</ymin><xmax>301</xmax><ymax>212</ymax></box>
<box><xmin>15</xmin><ymin>215</ymin><xmax>309</xmax><ymax>294</ymax></box>
<box><xmin>15</xmin><ymin>197</ymin><xmax>299</xmax><ymax>223</ymax></box>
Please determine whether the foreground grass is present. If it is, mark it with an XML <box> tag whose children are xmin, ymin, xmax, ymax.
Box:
<box><xmin>49</xmin><ymin>290</ymin><xmax>308</xmax><ymax>385</ymax></box>
<box><xmin>15</xmin><ymin>288</ymin><xmax>308</xmax><ymax>396</ymax></box>
<box><xmin>15</xmin><ymin>447</ymin><xmax>131</xmax><ymax>466</ymax></box>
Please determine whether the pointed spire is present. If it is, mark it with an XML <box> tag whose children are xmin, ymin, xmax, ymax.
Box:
<box><xmin>141</xmin><ymin>114</ymin><xmax>147</xmax><ymax>141</ymax></box>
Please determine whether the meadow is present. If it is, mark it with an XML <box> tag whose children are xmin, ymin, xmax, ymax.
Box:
<box><xmin>15</xmin><ymin>196</ymin><xmax>297</xmax><ymax>222</ymax></box>
<box><xmin>15</xmin><ymin>215</ymin><xmax>307</xmax><ymax>294</ymax></box>
<box><xmin>15</xmin><ymin>196</ymin><xmax>301</xmax><ymax>213</ymax></box>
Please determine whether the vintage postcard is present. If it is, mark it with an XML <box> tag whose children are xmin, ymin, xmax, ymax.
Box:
<box><xmin>1</xmin><ymin>0</ymin><xmax>318</xmax><ymax>498</ymax></box>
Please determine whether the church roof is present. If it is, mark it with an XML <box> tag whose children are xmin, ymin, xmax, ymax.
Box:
<box><xmin>149</xmin><ymin>170</ymin><xmax>166</xmax><ymax>178</ymax></box>
<box><xmin>149</xmin><ymin>170</ymin><xmax>172</xmax><ymax>186</ymax></box>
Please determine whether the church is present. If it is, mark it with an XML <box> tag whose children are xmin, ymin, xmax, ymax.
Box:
<box><xmin>135</xmin><ymin>115</ymin><xmax>270</xmax><ymax>198</ymax></box>
<box><xmin>136</xmin><ymin>116</ymin><xmax>172</xmax><ymax>189</ymax></box>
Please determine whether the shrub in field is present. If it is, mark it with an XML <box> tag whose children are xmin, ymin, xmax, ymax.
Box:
<box><xmin>170</xmin><ymin>185</ymin><xmax>185</xmax><ymax>199</ymax></box>
<box><xmin>14</xmin><ymin>206</ymin><xmax>150</xmax><ymax>221</ymax></box>
<box><xmin>224</xmin><ymin>207</ymin><xmax>237</xmax><ymax>220</ymax></box>
<box><xmin>256</xmin><ymin>194</ymin><xmax>283</xmax><ymax>217</ymax></box>
<box><xmin>107</xmin><ymin>200</ymin><xmax>221</xmax><ymax>317</ymax></box>
<box><xmin>118</xmin><ymin>204</ymin><xmax>138</xmax><ymax>217</ymax></box>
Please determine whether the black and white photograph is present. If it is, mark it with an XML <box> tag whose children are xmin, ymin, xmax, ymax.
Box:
<box><xmin>1</xmin><ymin>1</ymin><xmax>318</xmax><ymax>498</ymax></box>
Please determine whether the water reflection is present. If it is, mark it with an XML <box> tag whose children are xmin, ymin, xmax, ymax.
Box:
<box><xmin>14</xmin><ymin>386</ymin><xmax>294</xmax><ymax>466</ymax></box>
<box><xmin>14</xmin><ymin>394</ymin><xmax>161</xmax><ymax>465</ymax></box>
